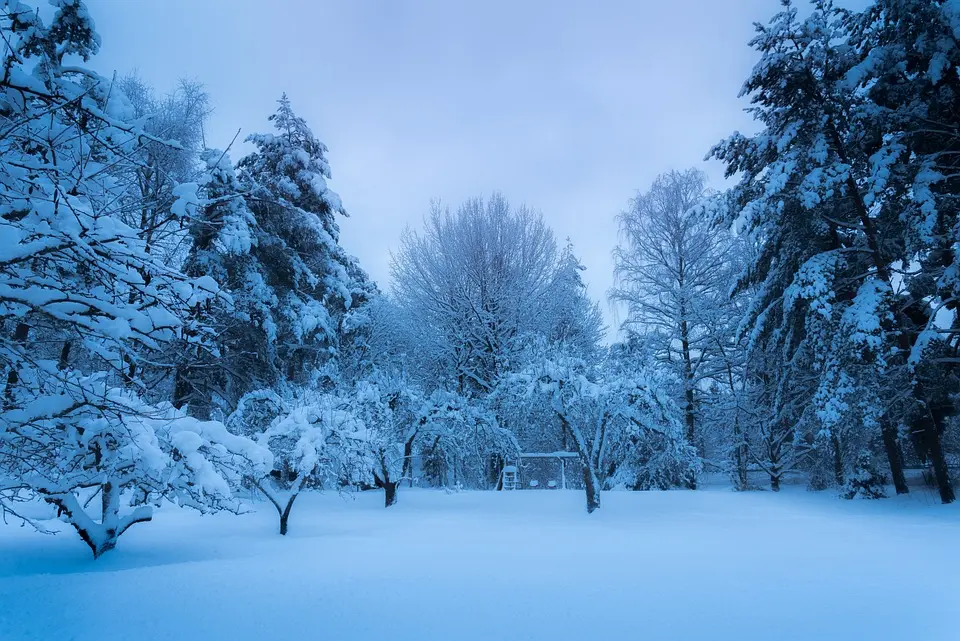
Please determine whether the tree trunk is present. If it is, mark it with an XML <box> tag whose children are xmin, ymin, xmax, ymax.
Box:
<box><xmin>60</xmin><ymin>510</ymin><xmax>119</xmax><ymax>559</ymax></box>
<box><xmin>583</xmin><ymin>465</ymin><xmax>601</xmax><ymax>513</ymax></box>
<box><xmin>279</xmin><ymin>494</ymin><xmax>298</xmax><ymax>536</ymax></box>
<box><xmin>767</xmin><ymin>423</ymin><xmax>783</xmax><ymax>492</ymax></box>
<box><xmin>917</xmin><ymin>389</ymin><xmax>955</xmax><ymax>504</ymax></box>
<box><xmin>91</xmin><ymin>482</ymin><xmax>121</xmax><ymax>558</ymax></box>
<box><xmin>402</xmin><ymin>437</ymin><xmax>415</xmax><ymax>488</ymax></box>
<box><xmin>880</xmin><ymin>419</ymin><xmax>909</xmax><ymax>495</ymax></box>
<box><xmin>384</xmin><ymin>481</ymin><xmax>399</xmax><ymax>508</ymax></box>
<box><xmin>3</xmin><ymin>323</ymin><xmax>29</xmax><ymax>406</ymax></box>
<box><xmin>488</xmin><ymin>454</ymin><xmax>504</xmax><ymax>490</ymax></box>
<box><xmin>172</xmin><ymin>364</ymin><xmax>191</xmax><ymax>410</ymax></box>
<box><xmin>732</xmin><ymin>418</ymin><xmax>748</xmax><ymax>491</ymax></box>
<box><xmin>47</xmin><ymin>488</ymin><xmax>152</xmax><ymax>559</ymax></box>
<box><xmin>923</xmin><ymin>406</ymin><xmax>955</xmax><ymax>504</ymax></box>
<box><xmin>66</xmin><ymin>525</ymin><xmax>119</xmax><ymax>560</ymax></box>
<box><xmin>770</xmin><ymin>473</ymin><xmax>781</xmax><ymax>492</ymax></box>
<box><xmin>831</xmin><ymin>431</ymin><xmax>845</xmax><ymax>487</ymax></box>
<box><xmin>57</xmin><ymin>339</ymin><xmax>72</xmax><ymax>371</ymax></box>
<box><xmin>927</xmin><ymin>436</ymin><xmax>954</xmax><ymax>504</ymax></box>
<box><xmin>678</xmin><ymin>318</ymin><xmax>697</xmax><ymax>445</ymax></box>
<box><xmin>678</xmin><ymin>318</ymin><xmax>698</xmax><ymax>490</ymax></box>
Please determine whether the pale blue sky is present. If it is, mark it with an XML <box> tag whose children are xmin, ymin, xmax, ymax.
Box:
<box><xmin>87</xmin><ymin>0</ymin><xmax>792</xmax><ymax>334</ymax></box>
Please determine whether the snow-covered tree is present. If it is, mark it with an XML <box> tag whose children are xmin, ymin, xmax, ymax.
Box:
<box><xmin>611</xmin><ymin>169</ymin><xmax>738</xmax><ymax>463</ymax></box>
<box><xmin>0</xmin><ymin>0</ymin><xmax>268</xmax><ymax>556</ymax></box>
<box><xmin>113</xmin><ymin>74</ymin><xmax>210</xmax><ymax>264</ymax></box>
<box><xmin>842</xmin><ymin>0</ymin><xmax>960</xmax><ymax>503</ymax></box>
<box><xmin>101</xmin><ymin>76</ymin><xmax>212</xmax><ymax>399</ymax></box>
<box><xmin>841</xmin><ymin>450</ymin><xmax>888</xmax><ymax>500</ymax></box>
<box><xmin>6</xmin><ymin>382</ymin><xmax>268</xmax><ymax>557</ymax></box>
<box><xmin>709</xmin><ymin>0</ymin><xmax>957</xmax><ymax>501</ymax></box>
<box><xmin>546</xmin><ymin>241</ymin><xmax>605</xmax><ymax>354</ymax></box>
<box><xmin>505</xmin><ymin>342</ymin><xmax>697</xmax><ymax>512</ymax></box>
<box><xmin>174</xmin><ymin>149</ymin><xmax>273</xmax><ymax>416</ymax></box>
<box><xmin>415</xmin><ymin>389</ymin><xmax>519</xmax><ymax>490</ymax></box>
<box><xmin>234</xmin><ymin>95</ymin><xmax>374</xmax><ymax>391</ymax></box>
<box><xmin>228</xmin><ymin>389</ymin><xmax>370</xmax><ymax>535</ymax></box>
<box><xmin>391</xmin><ymin>194</ymin><xmax>560</xmax><ymax>394</ymax></box>
<box><xmin>174</xmin><ymin>97</ymin><xmax>375</xmax><ymax>420</ymax></box>
<box><xmin>350</xmin><ymin>371</ymin><xmax>423</xmax><ymax>507</ymax></box>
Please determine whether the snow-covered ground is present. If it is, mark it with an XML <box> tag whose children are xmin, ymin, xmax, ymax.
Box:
<box><xmin>1</xmin><ymin>487</ymin><xmax>958</xmax><ymax>641</ymax></box>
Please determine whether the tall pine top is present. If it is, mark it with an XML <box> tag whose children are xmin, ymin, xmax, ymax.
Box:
<box><xmin>238</xmin><ymin>94</ymin><xmax>345</xmax><ymax>241</ymax></box>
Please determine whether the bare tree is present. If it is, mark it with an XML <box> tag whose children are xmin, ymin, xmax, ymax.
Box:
<box><xmin>391</xmin><ymin>194</ymin><xmax>560</xmax><ymax>394</ymax></box>
<box><xmin>115</xmin><ymin>74</ymin><xmax>212</xmax><ymax>263</ymax></box>
<box><xmin>611</xmin><ymin>169</ymin><xmax>734</xmax><ymax>468</ymax></box>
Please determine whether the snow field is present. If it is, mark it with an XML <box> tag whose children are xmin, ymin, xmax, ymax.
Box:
<box><xmin>1</xmin><ymin>488</ymin><xmax>957</xmax><ymax>641</ymax></box>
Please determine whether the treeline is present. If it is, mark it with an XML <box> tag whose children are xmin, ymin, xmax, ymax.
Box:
<box><xmin>1</xmin><ymin>0</ymin><xmax>957</xmax><ymax>559</ymax></box>
<box><xmin>659</xmin><ymin>0</ymin><xmax>960</xmax><ymax>504</ymax></box>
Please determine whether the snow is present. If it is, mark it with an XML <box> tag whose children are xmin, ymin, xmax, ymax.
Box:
<box><xmin>2</xmin><ymin>487</ymin><xmax>957</xmax><ymax>641</ymax></box>
<box><xmin>945</xmin><ymin>0</ymin><xmax>960</xmax><ymax>41</ymax></box>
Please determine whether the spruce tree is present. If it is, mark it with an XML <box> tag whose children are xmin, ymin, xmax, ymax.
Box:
<box><xmin>710</xmin><ymin>0</ymin><xmax>923</xmax><ymax>496</ymax></box>
<box><xmin>233</xmin><ymin>95</ymin><xmax>372</xmax><ymax>390</ymax></box>
<box><xmin>843</xmin><ymin>0</ymin><xmax>960</xmax><ymax>503</ymax></box>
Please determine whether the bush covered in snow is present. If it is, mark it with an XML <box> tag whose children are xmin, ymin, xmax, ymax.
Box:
<box><xmin>842</xmin><ymin>452</ymin><xmax>888</xmax><ymax>500</ymax></box>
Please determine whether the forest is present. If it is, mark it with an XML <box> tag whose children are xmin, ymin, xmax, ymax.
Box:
<box><xmin>0</xmin><ymin>0</ymin><xmax>958</xmax><ymax>572</ymax></box>
<box><xmin>5</xmin><ymin>2</ymin><xmax>960</xmax><ymax>639</ymax></box>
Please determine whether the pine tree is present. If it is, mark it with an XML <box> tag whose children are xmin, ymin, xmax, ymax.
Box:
<box><xmin>709</xmin><ymin>0</ymin><xmax>932</xmax><ymax>497</ymax></box>
<box><xmin>230</xmin><ymin>95</ymin><xmax>371</xmax><ymax>390</ymax></box>
<box><xmin>546</xmin><ymin>241</ymin><xmax>605</xmax><ymax>354</ymax></box>
<box><xmin>175</xmin><ymin>149</ymin><xmax>271</xmax><ymax>416</ymax></box>
<box><xmin>843</xmin><ymin>0</ymin><xmax>960</xmax><ymax>503</ymax></box>
<box><xmin>842</xmin><ymin>450</ymin><xmax>888</xmax><ymax>500</ymax></box>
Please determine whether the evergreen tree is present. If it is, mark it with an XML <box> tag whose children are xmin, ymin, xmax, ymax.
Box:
<box><xmin>546</xmin><ymin>241</ymin><xmax>605</xmax><ymax>354</ymax></box>
<box><xmin>175</xmin><ymin>149</ymin><xmax>270</xmax><ymax>416</ymax></box>
<box><xmin>216</xmin><ymin>96</ymin><xmax>373</xmax><ymax>393</ymax></box>
<box><xmin>843</xmin><ymin>0</ymin><xmax>960</xmax><ymax>503</ymax></box>
<box><xmin>707</xmin><ymin>0</ymin><xmax>954</xmax><ymax>497</ymax></box>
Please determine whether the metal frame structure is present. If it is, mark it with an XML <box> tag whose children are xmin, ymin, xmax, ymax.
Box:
<box><xmin>517</xmin><ymin>451</ymin><xmax>579</xmax><ymax>490</ymax></box>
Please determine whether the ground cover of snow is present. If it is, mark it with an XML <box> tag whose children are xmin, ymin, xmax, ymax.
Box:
<box><xmin>1</xmin><ymin>486</ymin><xmax>957</xmax><ymax>640</ymax></box>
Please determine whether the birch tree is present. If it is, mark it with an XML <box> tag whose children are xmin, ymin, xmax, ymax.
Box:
<box><xmin>611</xmin><ymin>169</ymin><xmax>735</xmax><ymax>463</ymax></box>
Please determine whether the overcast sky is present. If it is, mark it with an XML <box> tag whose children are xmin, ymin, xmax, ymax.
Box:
<box><xmin>86</xmin><ymin>0</ymin><xmax>789</xmax><ymax>337</ymax></box>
